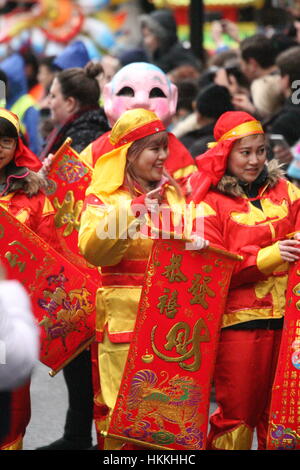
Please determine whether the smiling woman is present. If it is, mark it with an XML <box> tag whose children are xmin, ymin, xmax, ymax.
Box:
<box><xmin>188</xmin><ymin>110</ymin><xmax>300</xmax><ymax>450</ymax></box>
<box><xmin>227</xmin><ymin>134</ymin><xmax>266</xmax><ymax>184</ymax></box>
<box><xmin>78</xmin><ymin>108</ymin><xmax>207</xmax><ymax>450</ymax></box>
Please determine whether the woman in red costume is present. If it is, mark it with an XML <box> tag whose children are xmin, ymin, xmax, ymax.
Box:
<box><xmin>0</xmin><ymin>108</ymin><xmax>58</xmax><ymax>450</ymax></box>
<box><xmin>79</xmin><ymin>108</ymin><xmax>207</xmax><ymax>450</ymax></box>
<box><xmin>189</xmin><ymin>110</ymin><xmax>300</xmax><ymax>450</ymax></box>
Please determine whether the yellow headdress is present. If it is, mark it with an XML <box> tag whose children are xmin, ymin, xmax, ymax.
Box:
<box><xmin>87</xmin><ymin>108</ymin><xmax>165</xmax><ymax>196</ymax></box>
<box><xmin>0</xmin><ymin>108</ymin><xmax>20</xmax><ymax>134</ymax></box>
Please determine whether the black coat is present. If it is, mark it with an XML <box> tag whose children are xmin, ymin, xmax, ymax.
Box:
<box><xmin>0</xmin><ymin>392</ymin><xmax>11</xmax><ymax>444</ymax></box>
<box><xmin>265</xmin><ymin>97</ymin><xmax>300</xmax><ymax>146</ymax></box>
<box><xmin>40</xmin><ymin>107</ymin><xmax>110</xmax><ymax>159</ymax></box>
<box><xmin>180</xmin><ymin>122</ymin><xmax>215</xmax><ymax>158</ymax></box>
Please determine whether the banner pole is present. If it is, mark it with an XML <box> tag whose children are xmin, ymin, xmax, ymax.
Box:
<box><xmin>100</xmin><ymin>431</ymin><xmax>176</xmax><ymax>451</ymax></box>
<box><xmin>48</xmin><ymin>335</ymin><xmax>96</xmax><ymax>377</ymax></box>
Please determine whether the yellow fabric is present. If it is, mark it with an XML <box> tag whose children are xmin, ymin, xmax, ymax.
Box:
<box><xmin>86</xmin><ymin>108</ymin><xmax>166</xmax><ymax>198</ymax></box>
<box><xmin>218</xmin><ymin>120</ymin><xmax>263</xmax><ymax>142</ymax></box>
<box><xmin>79</xmin><ymin>184</ymin><xmax>188</xmax><ymax>339</ymax></box>
<box><xmin>86</xmin><ymin>143</ymin><xmax>131</xmax><ymax>197</ymax></box>
<box><xmin>172</xmin><ymin>163</ymin><xmax>197</xmax><ymax>180</ymax></box>
<box><xmin>96</xmin><ymin>285</ymin><xmax>143</xmax><ymax>338</ymax></box>
<box><xmin>11</xmin><ymin>94</ymin><xmax>38</xmax><ymax>135</ymax></box>
<box><xmin>109</xmin><ymin>108</ymin><xmax>161</xmax><ymax>146</ymax></box>
<box><xmin>97</xmin><ymin>334</ymin><xmax>130</xmax><ymax>450</ymax></box>
<box><xmin>255</xmin><ymin>272</ymin><xmax>288</xmax><ymax>317</ymax></box>
<box><xmin>207</xmin><ymin>120</ymin><xmax>263</xmax><ymax>148</ymax></box>
<box><xmin>0</xmin><ymin>108</ymin><xmax>20</xmax><ymax>133</ymax></box>
<box><xmin>42</xmin><ymin>196</ymin><xmax>55</xmax><ymax>216</ymax></box>
<box><xmin>230</xmin><ymin>198</ymin><xmax>288</xmax><ymax>229</ymax></box>
<box><xmin>79</xmin><ymin>142</ymin><xmax>93</xmax><ymax>167</ymax></box>
<box><xmin>212</xmin><ymin>424</ymin><xmax>253</xmax><ymax>450</ymax></box>
<box><xmin>257</xmin><ymin>242</ymin><xmax>283</xmax><ymax>275</ymax></box>
<box><xmin>287</xmin><ymin>180</ymin><xmax>300</xmax><ymax>203</ymax></box>
<box><xmin>79</xmin><ymin>193</ymin><xmax>139</xmax><ymax>267</ymax></box>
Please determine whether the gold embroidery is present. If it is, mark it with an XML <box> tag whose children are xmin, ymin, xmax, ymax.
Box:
<box><xmin>53</xmin><ymin>190</ymin><xmax>83</xmax><ymax>236</ymax></box>
<box><xmin>151</xmin><ymin>318</ymin><xmax>210</xmax><ymax>372</ymax></box>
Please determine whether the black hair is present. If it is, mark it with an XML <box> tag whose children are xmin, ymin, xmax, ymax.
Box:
<box><xmin>240</xmin><ymin>34</ymin><xmax>276</xmax><ymax>69</ymax></box>
<box><xmin>57</xmin><ymin>61</ymin><xmax>103</xmax><ymax>108</ymax></box>
<box><xmin>0</xmin><ymin>117</ymin><xmax>18</xmax><ymax>139</ymax></box>
<box><xmin>195</xmin><ymin>84</ymin><xmax>234</xmax><ymax>119</ymax></box>
<box><xmin>276</xmin><ymin>46</ymin><xmax>300</xmax><ymax>87</ymax></box>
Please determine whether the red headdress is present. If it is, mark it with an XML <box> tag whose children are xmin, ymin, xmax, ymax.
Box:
<box><xmin>190</xmin><ymin>111</ymin><xmax>264</xmax><ymax>203</ymax></box>
<box><xmin>0</xmin><ymin>108</ymin><xmax>42</xmax><ymax>171</ymax></box>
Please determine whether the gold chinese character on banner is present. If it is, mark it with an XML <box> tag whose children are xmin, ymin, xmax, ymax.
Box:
<box><xmin>162</xmin><ymin>254</ymin><xmax>187</xmax><ymax>283</ymax></box>
<box><xmin>188</xmin><ymin>273</ymin><xmax>216</xmax><ymax>309</ymax></box>
<box><xmin>5</xmin><ymin>240</ymin><xmax>37</xmax><ymax>273</ymax></box>
<box><xmin>151</xmin><ymin>318</ymin><xmax>210</xmax><ymax>372</ymax></box>
<box><xmin>157</xmin><ymin>288</ymin><xmax>181</xmax><ymax>319</ymax></box>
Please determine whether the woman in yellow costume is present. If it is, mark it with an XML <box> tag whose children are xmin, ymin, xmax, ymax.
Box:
<box><xmin>79</xmin><ymin>108</ymin><xmax>206</xmax><ymax>450</ymax></box>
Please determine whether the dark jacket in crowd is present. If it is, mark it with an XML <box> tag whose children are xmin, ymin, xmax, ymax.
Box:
<box><xmin>40</xmin><ymin>107</ymin><xmax>110</xmax><ymax>159</ymax></box>
<box><xmin>140</xmin><ymin>9</ymin><xmax>200</xmax><ymax>73</ymax></box>
<box><xmin>182</xmin><ymin>123</ymin><xmax>215</xmax><ymax>158</ymax></box>
<box><xmin>266</xmin><ymin>96</ymin><xmax>300</xmax><ymax>146</ymax></box>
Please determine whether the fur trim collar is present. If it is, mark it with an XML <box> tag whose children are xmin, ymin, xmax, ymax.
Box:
<box><xmin>1</xmin><ymin>170</ymin><xmax>47</xmax><ymax>197</ymax></box>
<box><xmin>215</xmin><ymin>159</ymin><xmax>284</xmax><ymax>197</ymax></box>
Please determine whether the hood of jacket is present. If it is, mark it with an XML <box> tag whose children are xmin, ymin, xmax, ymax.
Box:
<box><xmin>140</xmin><ymin>8</ymin><xmax>178</xmax><ymax>51</ymax></box>
<box><xmin>0</xmin><ymin>54</ymin><xmax>27</xmax><ymax>107</ymax></box>
<box><xmin>215</xmin><ymin>159</ymin><xmax>284</xmax><ymax>198</ymax></box>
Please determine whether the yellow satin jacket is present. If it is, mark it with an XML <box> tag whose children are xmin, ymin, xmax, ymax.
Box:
<box><xmin>78</xmin><ymin>184</ymin><xmax>188</xmax><ymax>343</ymax></box>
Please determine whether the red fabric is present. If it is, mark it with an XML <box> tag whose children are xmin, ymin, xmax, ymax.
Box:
<box><xmin>0</xmin><ymin>383</ymin><xmax>30</xmax><ymax>449</ymax></box>
<box><xmin>0</xmin><ymin>191</ymin><xmax>60</xmax><ymax>250</ymax></box>
<box><xmin>91</xmin><ymin>131</ymin><xmax>195</xmax><ymax>177</ymax></box>
<box><xmin>207</xmin><ymin>328</ymin><xmax>282</xmax><ymax>450</ymax></box>
<box><xmin>190</xmin><ymin>111</ymin><xmax>263</xmax><ymax>203</ymax></box>
<box><xmin>114</xmin><ymin>120</ymin><xmax>165</xmax><ymax>147</ymax></box>
<box><xmin>199</xmin><ymin>178</ymin><xmax>300</xmax><ymax>320</ymax></box>
<box><xmin>14</xmin><ymin>138</ymin><xmax>42</xmax><ymax>172</ymax></box>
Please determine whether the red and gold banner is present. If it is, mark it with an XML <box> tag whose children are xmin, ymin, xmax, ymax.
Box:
<box><xmin>45</xmin><ymin>138</ymin><xmax>97</xmax><ymax>281</ymax></box>
<box><xmin>267</xmin><ymin>262</ymin><xmax>300</xmax><ymax>450</ymax></box>
<box><xmin>105</xmin><ymin>239</ymin><xmax>240</xmax><ymax>450</ymax></box>
<box><xmin>0</xmin><ymin>206</ymin><xmax>96</xmax><ymax>375</ymax></box>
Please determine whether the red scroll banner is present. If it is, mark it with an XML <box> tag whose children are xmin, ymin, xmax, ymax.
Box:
<box><xmin>45</xmin><ymin>138</ymin><xmax>97</xmax><ymax>280</ymax></box>
<box><xmin>105</xmin><ymin>239</ymin><xmax>241</xmax><ymax>450</ymax></box>
<box><xmin>267</xmin><ymin>262</ymin><xmax>300</xmax><ymax>450</ymax></box>
<box><xmin>0</xmin><ymin>207</ymin><xmax>96</xmax><ymax>376</ymax></box>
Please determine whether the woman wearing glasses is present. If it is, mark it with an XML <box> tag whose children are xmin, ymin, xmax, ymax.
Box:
<box><xmin>0</xmin><ymin>108</ymin><xmax>58</xmax><ymax>450</ymax></box>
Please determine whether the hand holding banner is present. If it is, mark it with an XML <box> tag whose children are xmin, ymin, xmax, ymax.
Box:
<box><xmin>104</xmin><ymin>238</ymin><xmax>240</xmax><ymax>450</ymax></box>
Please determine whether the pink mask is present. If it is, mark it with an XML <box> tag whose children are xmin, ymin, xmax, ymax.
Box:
<box><xmin>103</xmin><ymin>63</ymin><xmax>178</xmax><ymax>127</ymax></box>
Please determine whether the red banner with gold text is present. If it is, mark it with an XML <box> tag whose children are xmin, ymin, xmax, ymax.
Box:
<box><xmin>267</xmin><ymin>262</ymin><xmax>300</xmax><ymax>450</ymax></box>
<box><xmin>106</xmin><ymin>239</ymin><xmax>240</xmax><ymax>450</ymax></box>
<box><xmin>45</xmin><ymin>138</ymin><xmax>97</xmax><ymax>281</ymax></box>
<box><xmin>0</xmin><ymin>207</ymin><xmax>96</xmax><ymax>375</ymax></box>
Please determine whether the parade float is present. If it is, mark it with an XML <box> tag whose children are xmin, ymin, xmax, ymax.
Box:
<box><xmin>0</xmin><ymin>0</ymin><xmax>130</xmax><ymax>58</ymax></box>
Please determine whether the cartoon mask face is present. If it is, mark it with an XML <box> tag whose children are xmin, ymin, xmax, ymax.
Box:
<box><xmin>103</xmin><ymin>62</ymin><xmax>178</xmax><ymax>127</ymax></box>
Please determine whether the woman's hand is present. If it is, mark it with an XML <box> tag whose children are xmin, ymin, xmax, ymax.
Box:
<box><xmin>38</xmin><ymin>153</ymin><xmax>55</xmax><ymax>178</ymax></box>
<box><xmin>294</xmin><ymin>232</ymin><xmax>300</xmax><ymax>241</ymax></box>
<box><xmin>186</xmin><ymin>234</ymin><xmax>209</xmax><ymax>251</ymax></box>
<box><xmin>144</xmin><ymin>187</ymin><xmax>162</xmax><ymax>212</ymax></box>
<box><xmin>279</xmin><ymin>239</ymin><xmax>300</xmax><ymax>262</ymax></box>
